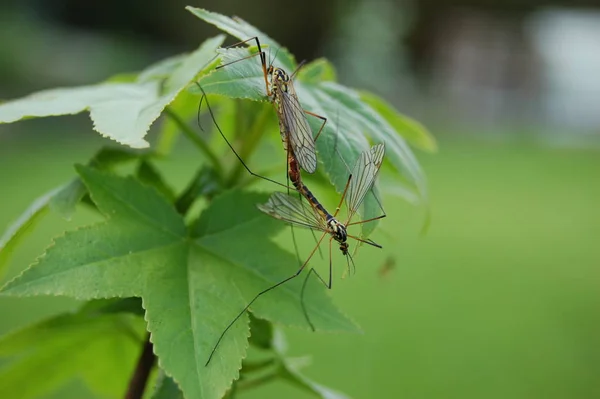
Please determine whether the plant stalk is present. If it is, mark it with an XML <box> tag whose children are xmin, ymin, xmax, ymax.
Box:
<box><xmin>164</xmin><ymin>107</ymin><xmax>224</xmax><ymax>179</ymax></box>
<box><xmin>124</xmin><ymin>333</ymin><xmax>156</xmax><ymax>399</ymax></box>
<box><xmin>226</xmin><ymin>104</ymin><xmax>272</xmax><ymax>187</ymax></box>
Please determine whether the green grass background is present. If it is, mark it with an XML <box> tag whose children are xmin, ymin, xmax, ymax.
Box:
<box><xmin>1</xmin><ymin>131</ymin><xmax>599</xmax><ymax>398</ymax></box>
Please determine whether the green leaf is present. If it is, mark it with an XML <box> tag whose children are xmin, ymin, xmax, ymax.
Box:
<box><xmin>0</xmin><ymin>187</ymin><xmax>58</xmax><ymax>280</ymax></box>
<box><xmin>175</xmin><ymin>166</ymin><xmax>222</xmax><ymax>215</ymax></box>
<box><xmin>89</xmin><ymin>146</ymin><xmax>145</xmax><ymax>168</ymax></box>
<box><xmin>188</xmin><ymin>8</ymin><xmax>299</xmax><ymax>102</ymax></box>
<box><xmin>288</xmin><ymin>82</ymin><xmax>422</xmax><ymax>238</ymax></box>
<box><xmin>50</xmin><ymin>147</ymin><xmax>145</xmax><ymax>220</ymax></box>
<box><xmin>0</xmin><ymin>36</ymin><xmax>224</xmax><ymax>148</ymax></box>
<box><xmin>300</xmin><ymin>82</ymin><xmax>427</xmax><ymax>200</ymax></box>
<box><xmin>359</xmin><ymin>190</ymin><xmax>385</xmax><ymax>239</ymax></box>
<box><xmin>1</xmin><ymin>168</ymin><xmax>356</xmax><ymax>399</ymax></box>
<box><xmin>279</xmin><ymin>357</ymin><xmax>351</xmax><ymax>399</ymax></box>
<box><xmin>190</xmin><ymin>9</ymin><xmax>428</xmax><ymax>239</ymax></box>
<box><xmin>186</xmin><ymin>7</ymin><xmax>296</xmax><ymax>71</ymax></box>
<box><xmin>151</xmin><ymin>373</ymin><xmax>184</xmax><ymax>399</ymax></box>
<box><xmin>0</xmin><ymin>146</ymin><xmax>149</xmax><ymax>279</ymax></box>
<box><xmin>138</xmin><ymin>54</ymin><xmax>189</xmax><ymax>83</ymax></box>
<box><xmin>192</xmin><ymin>191</ymin><xmax>359</xmax><ymax>332</ymax></box>
<box><xmin>136</xmin><ymin>160</ymin><xmax>176</xmax><ymax>202</ymax></box>
<box><xmin>297</xmin><ymin>58</ymin><xmax>337</xmax><ymax>84</ymax></box>
<box><xmin>156</xmin><ymin>89</ymin><xmax>203</xmax><ymax>156</ymax></box>
<box><xmin>189</xmin><ymin>8</ymin><xmax>426</xmax><ymax>196</ymax></box>
<box><xmin>360</xmin><ymin>91</ymin><xmax>437</xmax><ymax>152</ymax></box>
<box><xmin>0</xmin><ymin>82</ymin><xmax>157</xmax><ymax>148</ymax></box>
<box><xmin>48</xmin><ymin>179</ymin><xmax>87</xmax><ymax>219</ymax></box>
<box><xmin>193</xmin><ymin>47</ymin><xmax>271</xmax><ymax>101</ymax></box>
<box><xmin>0</xmin><ymin>311</ymin><xmax>144</xmax><ymax>399</ymax></box>
<box><xmin>80</xmin><ymin>297</ymin><xmax>145</xmax><ymax>316</ymax></box>
<box><xmin>248</xmin><ymin>314</ymin><xmax>273</xmax><ymax>350</ymax></box>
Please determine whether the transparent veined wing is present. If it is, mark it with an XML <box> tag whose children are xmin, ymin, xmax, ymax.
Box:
<box><xmin>278</xmin><ymin>85</ymin><xmax>318</xmax><ymax>173</ymax></box>
<box><xmin>257</xmin><ymin>192</ymin><xmax>327</xmax><ymax>232</ymax></box>
<box><xmin>345</xmin><ymin>143</ymin><xmax>386</xmax><ymax>221</ymax></box>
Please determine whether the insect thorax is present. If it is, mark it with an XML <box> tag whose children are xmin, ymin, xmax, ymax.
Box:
<box><xmin>327</xmin><ymin>217</ymin><xmax>348</xmax><ymax>246</ymax></box>
<box><xmin>269</xmin><ymin>67</ymin><xmax>290</xmax><ymax>96</ymax></box>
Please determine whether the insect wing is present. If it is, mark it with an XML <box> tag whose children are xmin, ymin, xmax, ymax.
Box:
<box><xmin>257</xmin><ymin>192</ymin><xmax>326</xmax><ymax>232</ymax></box>
<box><xmin>279</xmin><ymin>86</ymin><xmax>317</xmax><ymax>173</ymax></box>
<box><xmin>345</xmin><ymin>143</ymin><xmax>386</xmax><ymax>220</ymax></box>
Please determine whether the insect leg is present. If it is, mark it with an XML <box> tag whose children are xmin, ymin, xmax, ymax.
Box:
<box><xmin>205</xmin><ymin>231</ymin><xmax>328</xmax><ymax>366</ymax></box>
<box><xmin>300</xmin><ymin>238</ymin><xmax>333</xmax><ymax>331</ymax></box>
<box><xmin>196</xmin><ymin>84</ymin><xmax>289</xmax><ymax>189</ymax></box>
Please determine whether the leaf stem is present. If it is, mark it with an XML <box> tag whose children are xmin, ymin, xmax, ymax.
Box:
<box><xmin>225</xmin><ymin>104</ymin><xmax>272</xmax><ymax>187</ymax></box>
<box><xmin>164</xmin><ymin>107</ymin><xmax>224</xmax><ymax>179</ymax></box>
<box><xmin>155</xmin><ymin>126</ymin><xmax>178</xmax><ymax>157</ymax></box>
<box><xmin>124</xmin><ymin>333</ymin><xmax>156</xmax><ymax>399</ymax></box>
<box><xmin>241</xmin><ymin>357</ymin><xmax>276</xmax><ymax>373</ymax></box>
<box><xmin>236</xmin><ymin>371</ymin><xmax>278</xmax><ymax>391</ymax></box>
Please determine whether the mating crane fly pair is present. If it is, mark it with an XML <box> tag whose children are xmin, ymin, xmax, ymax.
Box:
<box><xmin>198</xmin><ymin>36</ymin><xmax>386</xmax><ymax>365</ymax></box>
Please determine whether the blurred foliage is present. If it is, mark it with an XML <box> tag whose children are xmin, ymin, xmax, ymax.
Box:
<box><xmin>0</xmin><ymin>7</ymin><xmax>434</xmax><ymax>399</ymax></box>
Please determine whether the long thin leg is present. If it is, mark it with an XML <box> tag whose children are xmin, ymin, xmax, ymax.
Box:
<box><xmin>290</xmin><ymin>224</ymin><xmax>303</xmax><ymax>268</ymax></box>
<box><xmin>215</xmin><ymin>50</ymin><xmax>264</xmax><ymax>71</ymax></box>
<box><xmin>346</xmin><ymin>188</ymin><xmax>387</xmax><ymax>227</ymax></box>
<box><xmin>304</xmin><ymin>110</ymin><xmax>328</xmax><ymax>143</ymax></box>
<box><xmin>206</xmin><ymin>231</ymin><xmax>328</xmax><ymax>366</ymax></box>
<box><xmin>197</xmin><ymin>85</ymin><xmax>289</xmax><ymax>190</ymax></box>
<box><xmin>332</xmin><ymin>174</ymin><xmax>353</xmax><ymax>218</ymax></box>
<box><xmin>346</xmin><ymin>233</ymin><xmax>382</xmax><ymax>248</ymax></box>
<box><xmin>301</xmin><ymin>238</ymin><xmax>333</xmax><ymax>331</ymax></box>
<box><xmin>346</xmin><ymin>214</ymin><xmax>387</xmax><ymax>227</ymax></box>
<box><xmin>219</xmin><ymin>36</ymin><xmax>264</xmax><ymax>51</ymax></box>
<box><xmin>215</xmin><ymin>36</ymin><xmax>271</xmax><ymax>96</ymax></box>
<box><xmin>344</xmin><ymin>190</ymin><xmax>387</xmax><ymax>250</ymax></box>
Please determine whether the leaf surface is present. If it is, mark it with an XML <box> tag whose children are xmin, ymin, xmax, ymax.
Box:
<box><xmin>0</xmin><ymin>36</ymin><xmax>225</xmax><ymax>148</ymax></box>
<box><xmin>0</xmin><ymin>168</ymin><xmax>356</xmax><ymax>399</ymax></box>
<box><xmin>0</xmin><ymin>311</ymin><xmax>144</xmax><ymax>399</ymax></box>
<box><xmin>0</xmin><ymin>147</ymin><xmax>149</xmax><ymax>279</ymax></box>
<box><xmin>360</xmin><ymin>91</ymin><xmax>437</xmax><ymax>152</ymax></box>
<box><xmin>189</xmin><ymin>9</ymin><xmax>430</xmax><ymax>238</ymax></box>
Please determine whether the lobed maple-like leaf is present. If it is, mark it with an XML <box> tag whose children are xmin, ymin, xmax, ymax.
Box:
<box><xmin>187</xmin><ymin>7</ymin><xmax>430</xmax><ymax>238</ymax></box>
<box><xmin>0</xmin><ymin>166</ymin><xmax>357</xmax><ymax>399</ymax></box>
<box><xmin>0</xmin><ymin>310</ymin><xmax>144</xmax><ymax>399</ymax></box>
<box><xmin>0</xmin><ymin>36</ymin><xmax>224</xmax><ymax>148</ymax></box>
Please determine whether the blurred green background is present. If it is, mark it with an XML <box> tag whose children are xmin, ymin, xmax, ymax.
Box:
<box><xmin>1</xmin><ymin>0</ymin><xmax>600</xmax><ymax>398</ymax></box>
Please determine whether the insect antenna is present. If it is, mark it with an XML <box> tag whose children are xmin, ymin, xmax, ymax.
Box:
<box><xmin>290</xmin><ymin>59</ymin><xmax>307</xmax><ymax>80</ymax></box>
<box><xmin>346</xmin><ymin>251</ymin><xmax>357</xmax><ymax>276</ymax></box>
<box><xmin>269</xmin><ymin>46</ymin><xmax>281</xmax><ymax>71</ymax></box>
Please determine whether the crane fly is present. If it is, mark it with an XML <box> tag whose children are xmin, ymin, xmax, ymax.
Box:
<box><xmin>259</xmin><ymin>143</ymin><xmax>386</xmax><ymax>329</ymax></box>
<box><xmin>212</xmin><ymin>36</ymin><xmax>327</xmax><ymax>174</ymax></box>
<box><xmin>197</xmin><ymin>85</ymin><xmax>326</xmax><ymax>259</ymax></box>
<box><xmin>205</xmin><ymin>143</ymin><xmax>386</xmax><ymax>366</ymax></box>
